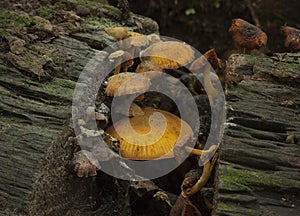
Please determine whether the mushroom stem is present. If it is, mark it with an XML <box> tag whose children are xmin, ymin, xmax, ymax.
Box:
<box><xmin>118</xmin><ymin>40</ymin><xmax>123</xmax><ymax>50</ymax></box>
<box><xmin>182</xmin><ymin>153</ymin><xmax>219</xmax><ymax>197</ymax></box>
<box><xmin>130</xmin><ymin>46</ymin><xmax>141</xmax><ymax>57</ymax></box>
<box><xmin>134</xmin><ymin>94</ymin><xmax>144</xmax><ymax>101</ymax></box>
<box><xmin>130</xmin><ymin>46</ymin><xmax>135</xmax><ymax>57</ymax></box>
<box><xmin>184</xmin><ymin>145</ymin><xmax>217</xmax><ymax>156</ymax></box>
<box><xmin>114</xmin><ymin>57</ymin><xmax>122</xmax><ymax>75</ymax></box>
<box><xmin>123</xmin><ymin>65</ymin><xmax>129</xmax><ymax>72</ymax></box>
<box><xmin>203</xmin><ymin>65</ymin><xmax>220</xmax><ymax>102</ymax></box>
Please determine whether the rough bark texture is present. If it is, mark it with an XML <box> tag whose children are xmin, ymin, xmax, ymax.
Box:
<box><xmin>213</xmin><ymin>53</ymin><xmax>300</xmax><ymax>216</ymax></box>
<box><xmin>0</xmin><ymin>1</ymin><xmax>158</xmax><ymax>215</ymax></box>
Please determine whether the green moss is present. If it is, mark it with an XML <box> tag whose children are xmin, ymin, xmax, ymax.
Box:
<box><xmin>220</xmin><ymin>164</ymin><xmax>300</xmax><ymax>192</ymax></box>
<box><xmin>245</xmin><ymin>54</ymin><xmax>300</xmax><ymax>75</ymax></box>
<box><xmin>24</xmin><ymin>78</ymin><xmax>76</xmax><ymax>101</ymax></box>
<box><xmin>0</xmin><ymin>10</ymin><xmax>34</xmax><ymax>36</ymax></box>
<box><xmin>218</xmin><ymin>201</ymin><xmax>255</xmax><ymax>216</ymax></box>
<box><xmin>232</xmin><ymin>85</ymin><xmax>258</xmax><ymax>95</ymax></box>
<box><xmin>81</xmin><ymin>17</ymin><xmax>122</xmax><ymax>31</ymax></box>
<box><xmin>218</xmin><ymin>202</ymin><xmax>240</xmax><ymax>214</ymax></box>
<box><xmin>36</xmin><ymin>7</ymin><xmax>55</xmax><ymax>20</ymax></box>
<box><xmin>42</xmin><ymin>78</ymin><xmax>75</xmax><ymax>98</ymax></box>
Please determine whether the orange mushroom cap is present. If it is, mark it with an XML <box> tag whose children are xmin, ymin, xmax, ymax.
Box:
<box><xmin>140</xmin><ymin>41</ymin><xmax>195</xmax><ymax>69</ymax></box>
<box><xmin>105</xmin><ymin>72</ymin><xmax>151</xmax><ymax>97</ymax></box>
<box><xmin>105</xmin><ymin>27</ymin><xmax>128</xmax><ymax>40</ymax></box>
<box><xmin>105</xmin><ymin>107</ymin><xmax>193</xmax><ymax>160</ymax></box>
<box><xmin>281</xmin><ymin>25</ymin><xmax>300</xmax><ymax>52</ymax></box>
<box><xmin>190</xmin><ymin>48</ymin><xmax>222</xmax><ymax>72</ymax></box>
<box><xmin>229</xmin><ymin>18</ymin><xmax>268</xmax><ymax>49</ymax></box>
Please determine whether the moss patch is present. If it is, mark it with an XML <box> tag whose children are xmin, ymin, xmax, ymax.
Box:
<box><xmin>219</xmin><ymin>164</ymin><xmax>300</xmax><ymax>192</ymax></box>
<box><xmin>0</xmin><ymin>10</ymin><xmax>33</xmax><ymax>37</ymax></box>
<box><xmin>245</xmin><ymin>54</ymin><xmax>300</xmax><ymax>75</ymax></box>
<box><xmin>81</xmin><ymin>17</ymin><xmax>123</xmax><ymax>31</ymax></box>
<box><xmin>217</xmin><ymin>201</ymin><xmax>255</xmax><ymax>216</ymax></box>
<box><xmin>40</xmin><ymin>78</ymin><xmax>76</xmax><ymax>100</ymax></box>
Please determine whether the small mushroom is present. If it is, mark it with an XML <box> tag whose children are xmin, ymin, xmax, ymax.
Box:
<box><xmin>109</xmin><ymin>50</ymin><xmax>134</xmax><ymax>74</ymax></box>
<box><xmin>229</xmin><ymin>18</ymin><xmax>268</xmax><ymax>52</ymax></box>
<box><xmin>136</xmin><ymin>60</ymin><xmax>163</xmax><ymax>79</ymax></box>
<box><xmin>140</xmin><ymin>41</ymin><xmax>195</xmax><ymax>69</ymax></box>
<box><xmin>281</xmin><ymin>25</ymin><xmax>300</xmax><ymax>52</ymax></box>
<box><xmin>181</xmin><ymin>152</ymin><xmax>219</xmax><ymax>197</ymax></box>
<box><xmin>137</xmin><ymin>41</ymin><xmax>195</xmax><ymax>79</ymax></box>
<box><xmin>106</xmin><ymin>72</ymin><xmax>151</xmax><ymax>104</ymax></box>
<box><xmin>129</xmin><ymin>35</ymin><xmax>148</xmax><ymax>57</ymax></box>
<box><xmin>105</xmin><ymin>27</ymin><xmax>128</xmax><ymax>49</ymax></box>
<box><xmin>146</xmin><ymin>33</ymin><xmax>162</xmax><ymax>45</ymax></box>
<box><xmin>190</xmin><ymin>49</ymin><xmax>222</xmax><ymax>101</ymax></box>
<box><xmin>105</xmin><ymin>72</ymin><xmax>151</xmax><ymax>97</ymax></box>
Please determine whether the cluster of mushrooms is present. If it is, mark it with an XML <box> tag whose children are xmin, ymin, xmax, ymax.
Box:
<box><xmin>229</xmin><ymin>18</ymin><xmax>300</xmax><ymax>53</ymax></box>
<box><xmin>71</xmin><ymin>18</ymin><xmax>300</xmax><ymax>215</ymax></box>
<box><xmin>103</xmin><ymin>27</ymin><xmax>223</xmax><ymax>162</ymax></box>
<box><xmin>104</xmin><ymin>27</ymin><xmax>223</xmax><ymax>214</ymax></box>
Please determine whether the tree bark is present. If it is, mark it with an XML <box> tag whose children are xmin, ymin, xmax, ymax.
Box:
<box><xmin>0</xmin><ymin>1</ymin><xmax>158</xmax><ymax>214</ymax></box>
<box><xmin>213</xmin><ymin>53</ymin><xmax>300</xmax><ymax>215</ymax></box>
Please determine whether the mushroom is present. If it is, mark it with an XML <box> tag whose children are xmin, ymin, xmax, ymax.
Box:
<box><xmin>190</xmin><ymin>49</ymin><xmax>222</xmax><ymax>101</ymax></box>
<box><xmin>137</xmin><ymin>41</ymin><xmax>195</xmax><ymax>79</ymax></box>
<box><xmin>105</xmin><ymin>107</ymin><xmax>194</xmax><ymax>160</ymax></box>
<box><xmin>135</xmin><ymin>60</ymin><xmax>163</xmax><ymax>79</ymax></box>
<box><xmin>129</xmin><ymin>34</ymin><xmax>148</xmax><ymax>57</ymax></box>
<box><xmin>105</xmin><ymin>27</ymin><xmax>128</xmax><ymax>49</ymax></box>
<box><xmin>146</xmin><ymin>33</ymin><xmax>162</xmax><ymax>45</ymax></box>
<box><xmin>229</xmin><ymin>18</ymin><xmax>268</xmax><ymax>53</ymax></box>
<box><xmin>105</xmin><ymin>72</ymin><xmax>150</xmax><ymax>115</ymax></box>
<box><xmin>181</xmin><ymin>153</ymin><xmax>218</xmax><ymax>197</ymax></box>
<box><xmin>105</xmin><ymin>72</ymin><xmax>150</xmax><ymax>97</ymax></box>
<box><xmin>281</xmin><ymin>25</ymin><xmax>300</xmax><ymax>52</ymax></box>
<box><xmin>140</xmin><ymin>41</ymin><xmax>195</xmax><ymax>69</ymax></box>
<box><xmin>108</xmin><ymin>50</ymin><xmax>134</xmax><ymax>74</ymax></box>
<box><xmin>105</xmin><ymin>107</ymin><xmax>216</xmax><ymax>160</ymax></box>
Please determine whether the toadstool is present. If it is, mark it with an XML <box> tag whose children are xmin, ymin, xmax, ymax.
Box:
<box><xmin>137</xmin><ymin>41</ymin><xmax>195</xmax><ymax>79</ymax></box>
<box><xmin>140</xmin><ymin>41</ymin><xmax>195</xmax><ymax>69</ymax></box>
<box><xmin>105</xmin><ymin>72</ymin><xmax>150</xmax><ymax>116</ymax></box>
<box><xmin>109</xmin><ymin>50</ymin><xmax>134</xmax><ymax>74</ymax></box>
<box><xmin>281</xmin><ymin>25</ymin><xmax>300</xmax><ymax>52</ymax></box>
<box><xmin>229</xmin><ymin>18</ymin><xmax>268</xmax><ymax>53</ymax></box>
<box><xmin>105</xmin><ymin>107</ymin><xmax>194</xmax><ymax>160</ymax></box>
<box><xmin>105</xmin><ymin>27</ymin><xmax>128</xmax><ymax>49</ymax></box>
<box><xmin>181</xmin><ymin>152</ymin><xmax>218</xmax><ymax>197</ymax></box>
<box><xmin>105</xmin><ymin>72</ymin><xmax>150</xmax><ymax>97</ymax></box>
<box><xmin>129</xmin><ymin>34</ymin><xmax>148</xmax><ymax>57</ymax></box>
<box><xmin>190</xmin><ymin>49</ymin><xmax>222</xmax><ymax>101</ymax></box>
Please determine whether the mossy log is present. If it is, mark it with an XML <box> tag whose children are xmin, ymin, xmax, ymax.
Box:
<box><xmin>0</xmin><ymin>1</ymin><xmax>158</xmax><ymax>215</ymax></box>
<box><xmin>213</xmin><ymin>53</ymin><xmax>300</xmax><ymax>216</ymax></box>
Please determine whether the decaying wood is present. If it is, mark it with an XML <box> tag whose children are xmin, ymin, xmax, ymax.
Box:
<box><xmin>0</xmin><ymin>1</ymin><xmax>158</xmax><ymax>214</ymax></box>
<box><xmin>213</xmin><ymin>53</ymin><xmax>300</xmax><ymax>215</ymax></box>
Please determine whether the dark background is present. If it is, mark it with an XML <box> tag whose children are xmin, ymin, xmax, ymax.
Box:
<box><xmin>111</xmin><ymin>0</ymin><xmax>300</xmax><ymax>57</ymax></box>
